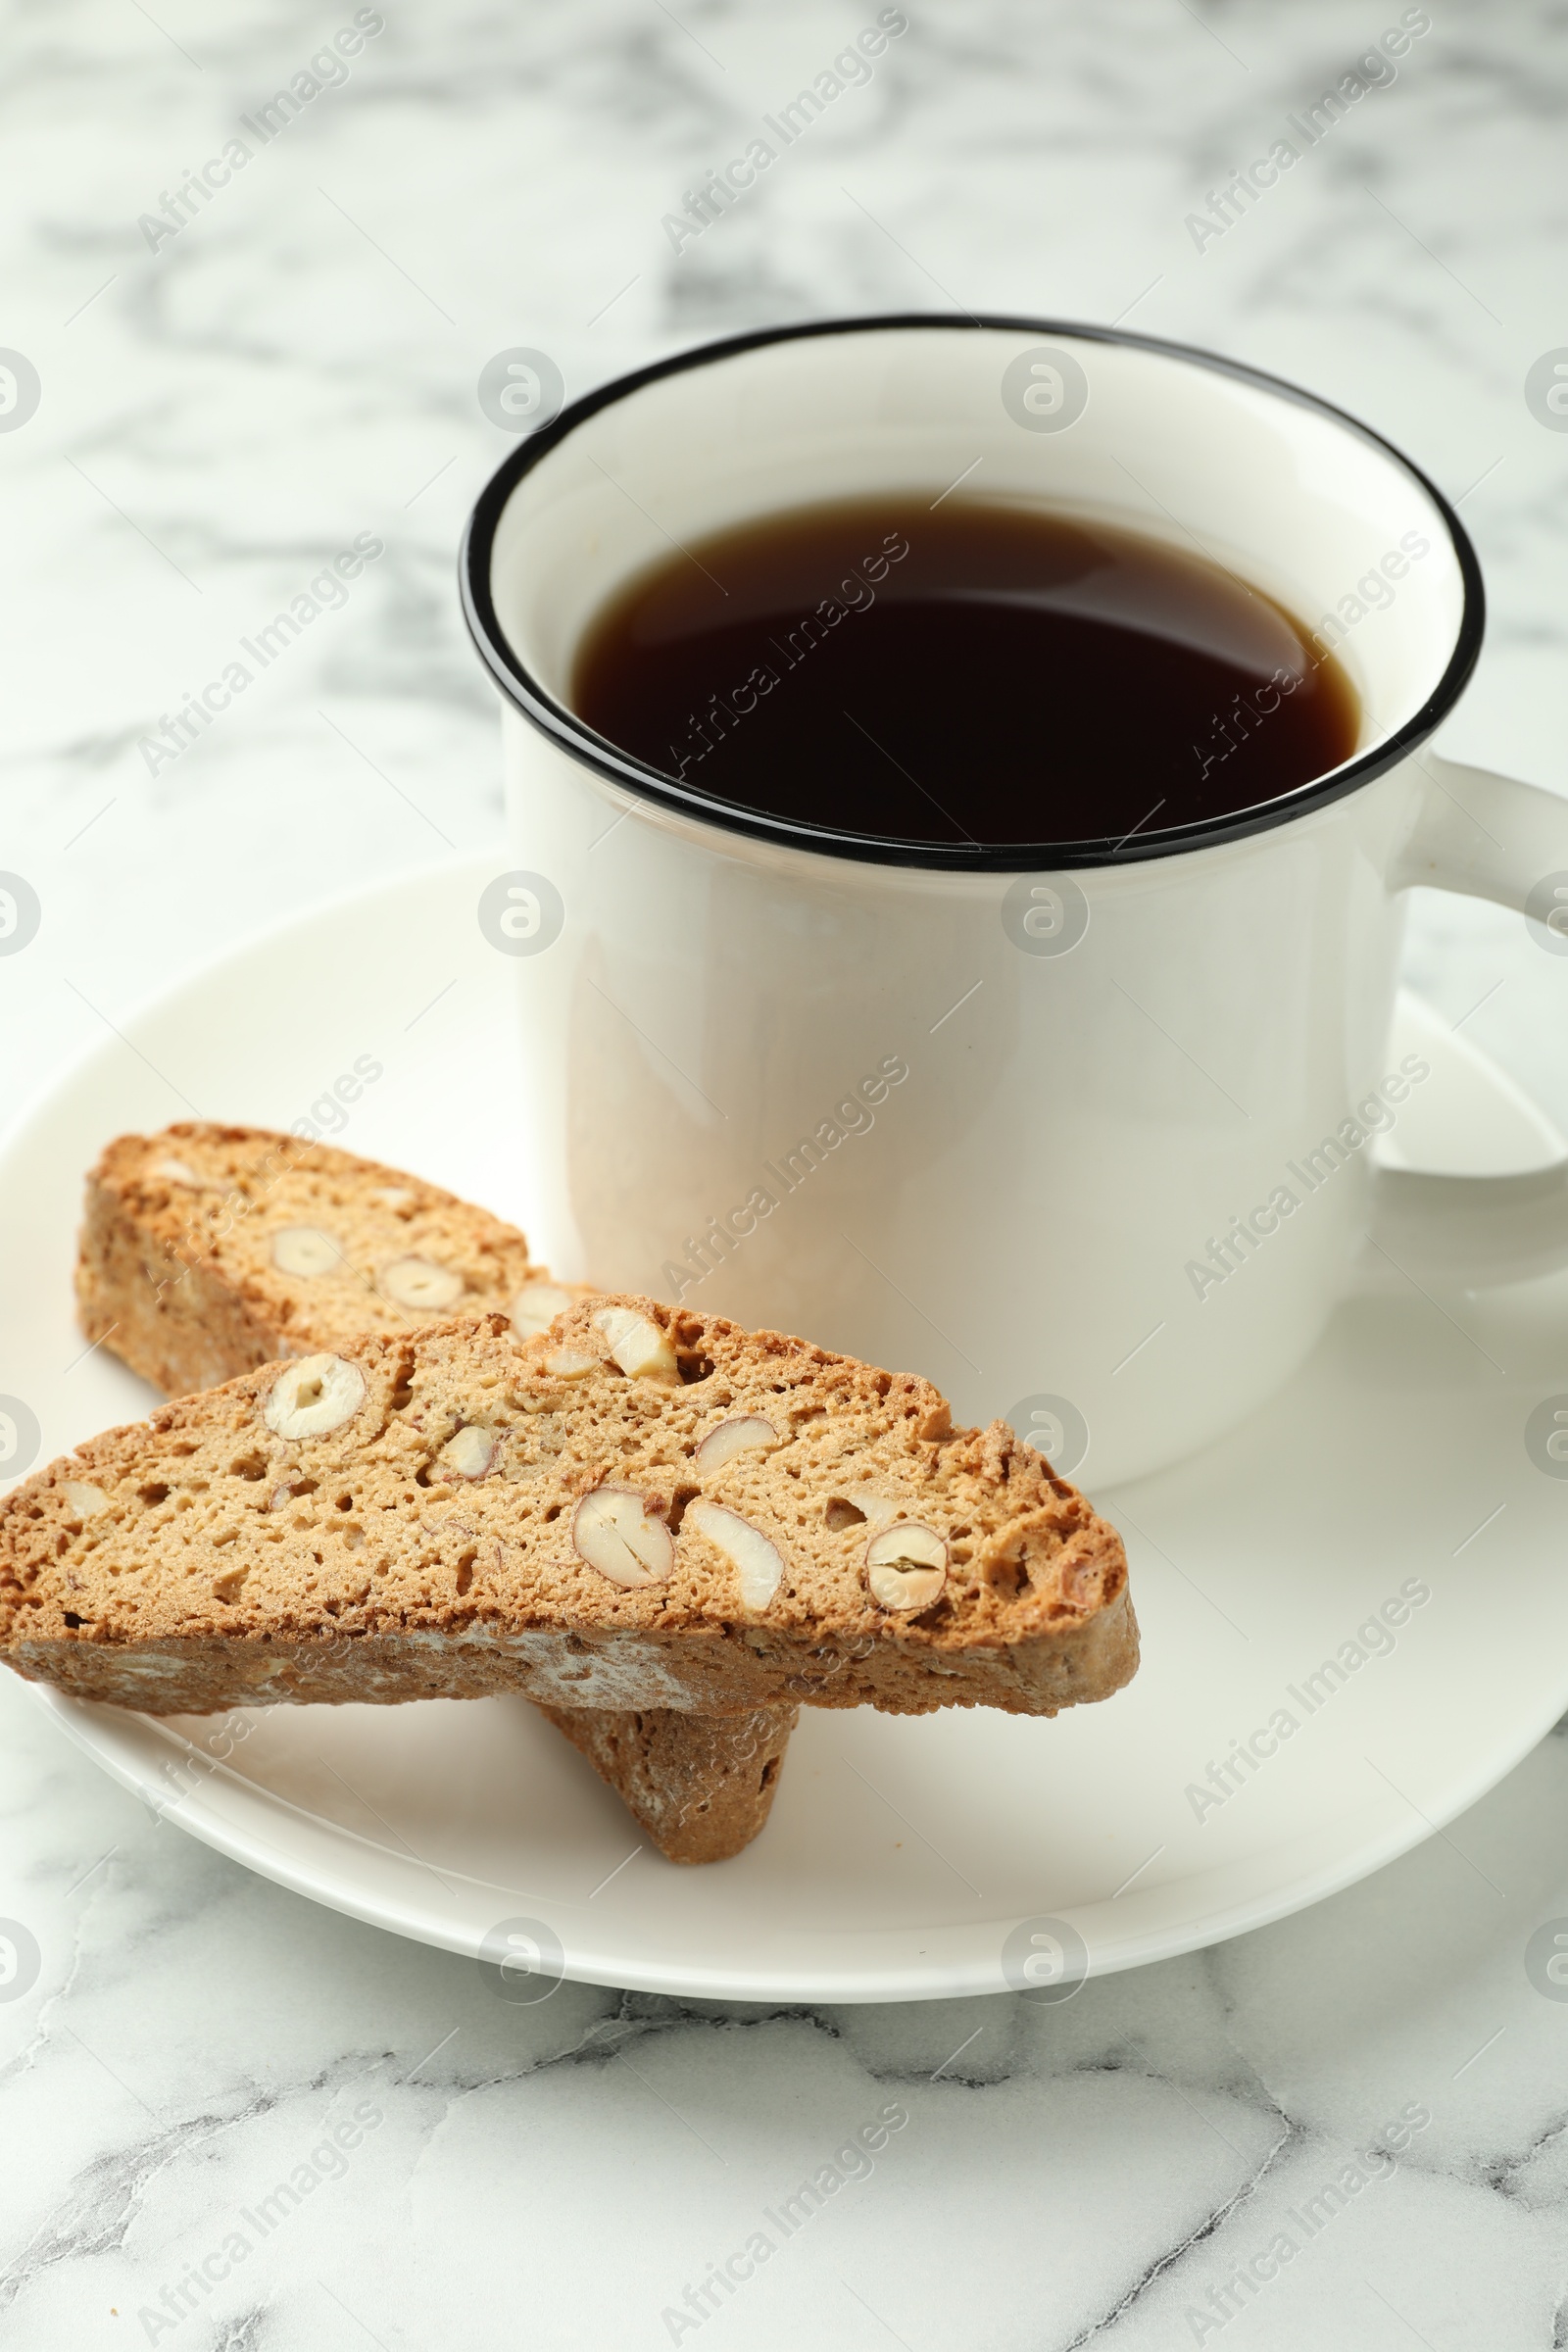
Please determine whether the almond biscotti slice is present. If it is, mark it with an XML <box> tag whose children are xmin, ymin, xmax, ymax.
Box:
<box><xmin>73</xmin><ymin>1123</ymin><xmax>795</xmax><ymax>1862</ymax></box>
<box><xmin>75</xmin><ymin>1122</ymin><xmax>583</xmax><ymax>1399</ymax></box>
<box><xmin>0</xmin><ymin>1298</ymin><xmax>1136</xmax><ymax>1723</ymax></box>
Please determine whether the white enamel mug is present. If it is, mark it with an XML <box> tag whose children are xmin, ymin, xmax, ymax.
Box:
<box><xmin>462</xmin><ymin>314</ymin><xmax>1568</xmax><ymax>1488</ymax></box>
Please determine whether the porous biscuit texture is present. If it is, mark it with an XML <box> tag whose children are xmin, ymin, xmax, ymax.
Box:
<box><xmin>0</xmin><ymin>1299</ymin><xmax>1137</xmax><ymax>1720</ymax></box>
<box><xmin>75</xmin><ymin>1122</ymin><xmax>581</xmax><ymax>1398</ymax></box>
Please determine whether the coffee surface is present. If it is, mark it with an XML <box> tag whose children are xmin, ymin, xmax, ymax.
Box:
<box><xmin>570</xmin><ymin>495</ymin><xmax>1360</xmax><ymax>850</ymax></box>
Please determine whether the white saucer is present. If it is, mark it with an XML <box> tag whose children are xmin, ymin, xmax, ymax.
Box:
<box><xmin>5</xmin><ymin>855</ymin><xmax>1568</xmax><ymax>2003</ymax></box>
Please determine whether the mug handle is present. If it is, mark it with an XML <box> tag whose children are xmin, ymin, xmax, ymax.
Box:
<box><xmin>1370</xmin><ymin>752</ymin><xmax>1568</xmax><ymax>1286</ymax></box>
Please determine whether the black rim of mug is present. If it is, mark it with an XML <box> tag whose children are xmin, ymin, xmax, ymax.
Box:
<box><xmin>458</xmin><ymin>312</ymin><xmax>1485</xmax><ymax>874</ymax></box>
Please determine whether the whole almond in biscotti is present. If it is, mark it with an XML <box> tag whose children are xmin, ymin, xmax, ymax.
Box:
<box><xmin>74</xmin><ymin>1122</ymin><xmax>588</xmax><ymax>1399</ymax></box>
<box><xmin>0</xmin><ymin>1299</ymin><xmax>1138</xmax><ymax>1722</ymax></box>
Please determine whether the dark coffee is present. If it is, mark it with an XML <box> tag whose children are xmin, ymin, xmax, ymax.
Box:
<box><xmin>570</xmin><ymin>495</ymin><xmax>1360</xmax><ymax>851</ymax></box>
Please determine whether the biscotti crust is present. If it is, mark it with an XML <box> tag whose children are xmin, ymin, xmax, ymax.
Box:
<box><xmin>74</xmin><ymin>1123</ymin><xmax>571</xmax><ymax>1396</ymax></box>
<box><xmin>1</xmin><ymin>1302</ymin><xmax>1137</xmax><ymax>1720</ymax></box>
<box><xmin>529</xmin><ymin>1701</ymin><xmax>798</xmax><ymax>1864</ymax></box>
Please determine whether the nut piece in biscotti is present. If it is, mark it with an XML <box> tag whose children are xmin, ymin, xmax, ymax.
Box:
<box><xmin>75</xmin><ymin>1122</ymin><xmax>589</xmax><ymax>1398</ymax></box>
<box><xmin>0</xmin><ymin>1299</ymin><xmax>1137</xmax><ymax>1722</ymax></box>
<box><xmin>532</xmin><ymin>1699</ymin><xmax>798</xmax><ymax>1864</ymax></box>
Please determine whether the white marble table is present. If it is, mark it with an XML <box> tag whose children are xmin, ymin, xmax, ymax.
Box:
<box><xmin>5</xmin><ymin>1</ymin><xmax>1568</xmax><ymax>2342</ymax></box>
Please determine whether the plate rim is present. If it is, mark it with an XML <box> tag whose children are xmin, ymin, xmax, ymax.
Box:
<box><xmin>27</xmin><ymin>1665</ymin><xmax>1568</xmax><ymax>2003</ymax></box>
